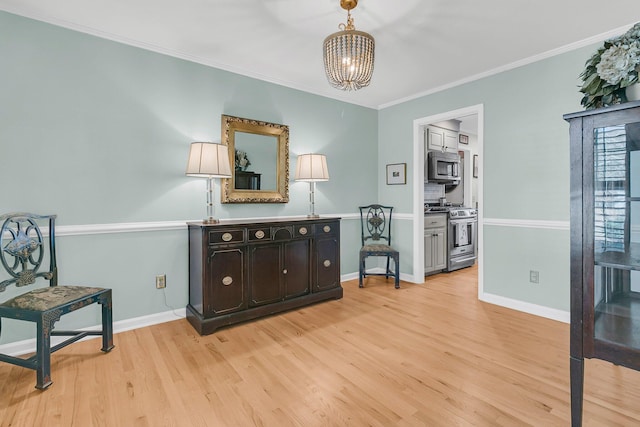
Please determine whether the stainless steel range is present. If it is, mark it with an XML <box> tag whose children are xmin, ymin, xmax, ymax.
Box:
<box><xmin>446</xmin><ymin>207</ymin><xmax>477</xmax><ymax>271</ymax></box>
<box><xmin>424</xmin><ymin>203</ymin><xmax>478</xmax><ymax>272</ymax></box>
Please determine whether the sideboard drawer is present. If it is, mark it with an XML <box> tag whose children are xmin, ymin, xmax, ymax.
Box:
<box><xmin>294</xmin><ymin>224</ymin><xmax>312</xmax><ymax>238</ymax></box>
<box><xmin>315</xmin><ymin>222</ymin><xmax>338</xmax><ymax>236</ymax></box>
<box><xmin>208</xmin><ymin>229</ymin><xmax>244</xmax><ymax>245</ymax></box>
<box><xmin>248</xmin><ymin>227</ymin><xmax>271</xmax><ymax>242</ymax></box>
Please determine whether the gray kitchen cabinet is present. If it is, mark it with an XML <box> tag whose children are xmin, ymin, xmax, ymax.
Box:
<box><xmin>427</xmin><ymin>126</ymin><xmax>458</xmax><ymax>154</ymax></box>
<box><xmin>425</xmin><ymin>214</ymin><xmax>447</xmax><ymax>274</ymax></box>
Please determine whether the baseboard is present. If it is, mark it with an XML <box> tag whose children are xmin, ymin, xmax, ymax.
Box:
<box><xmin>341</xmin><ymin>269</ymin><xmax>413</xmax><ymax>284</ymax></box>
<box><xmin>347</xmin><ymin>270</ymin><xmax>569</xmax><ymax>323</ymax></box>
<box><xmin>0</xmin><ymin>308</ymin><xmax>186</xmax><ymax>357</ymax></box>
<box><xmin>479</xmin><ymin>292</ymin><xmax>570</xmax><ymax>323</ymax></box>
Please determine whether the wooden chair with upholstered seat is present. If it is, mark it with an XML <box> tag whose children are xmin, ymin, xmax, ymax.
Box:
<box><xmin>359</xmin><ymin>204</ymin><xmax>400</xmax><ymax>289</ymax></box>
<box><xmin>0</xmin><ymin>212</ymin><xmax>114</xmax><ymax>389</ymax></box>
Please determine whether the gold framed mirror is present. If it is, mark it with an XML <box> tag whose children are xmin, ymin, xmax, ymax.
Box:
<box><xmin>220</xmin><ymin>115</ymin><xmax>289</xmax><ymax>203</ymax></box>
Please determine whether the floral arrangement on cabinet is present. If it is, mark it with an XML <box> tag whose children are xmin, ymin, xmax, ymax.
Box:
<box><xmin>580</xmin><ymin>22</ymin><xmax>640</xmax><ymax>109</ymax></box>
<box><xmin>235</xmin><ymin>149</ymin><xmax>251</xmax><ymax>171</ymax></box>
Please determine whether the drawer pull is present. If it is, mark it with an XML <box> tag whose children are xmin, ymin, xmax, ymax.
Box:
<box><xmin>255</xmin><ymin>230</ymin><xmax>265</xmax><ymax>239</ymax></box>
<box><xmin>323</xmin><ymin>225</ymin><xmax>331</xmax><ymax>233</ymax></box>
<box><xmin>222</xmin><ymin>276</ymin><xmax>233</xmax><ymax>286</ymax></box>
<box><xmin>283</xmin><ymin>269</ymin><xmax>288</xmax><ymax>275</ymax></box>
<box><xmin>299</xmin><ymin>227</ymin><xmax>308</xmax><ymax>235</ymax></box>
<box><xmin>222</xmin><ymin>232</ymin><xmax>233</xmax><ymax>242</ymax></box>
<box><xmin>323</xmin><ymin>260</ymin><xmax>331</xmax><ymax>268</ymax></box>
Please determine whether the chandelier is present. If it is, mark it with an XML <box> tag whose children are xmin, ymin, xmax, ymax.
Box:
<box><xmin>323</xmin><ymin>0</ymin><xmax>375</xmax><ymax>91</ymax></box>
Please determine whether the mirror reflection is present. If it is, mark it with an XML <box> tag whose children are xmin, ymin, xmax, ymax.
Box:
<box><xmin>233</xmin><ymin>132</ymin><xmax>277</xmax><ymax>191</ymax></box>
<box><xmin>221</xmin><ymin>115</ymin><xmax>289</xmax><ymax>203</ymax></box>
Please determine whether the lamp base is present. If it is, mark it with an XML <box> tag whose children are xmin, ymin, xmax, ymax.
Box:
<box><xmin>203</xmin><ymin>218</ymin><xmax>220</xmax><ymax>224</ymax></box>
<box><xmin>306</xmin><ymin>214</ymin><xmax>320</xmax><ymax>219</ymax></box>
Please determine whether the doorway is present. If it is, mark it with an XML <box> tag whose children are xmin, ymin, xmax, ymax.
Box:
<box><xmin>412</xmin><ymin>104</ymin><xmax>484</xmax><ymax>298</ymax></box>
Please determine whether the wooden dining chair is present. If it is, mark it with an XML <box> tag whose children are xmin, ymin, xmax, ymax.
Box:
<box><xmin>358</xmin><ymin>204</ymin><xmax>400</xmax><ymax>289</ymax></box>
<box><xmin>0</xmin><ymin>212</ymin><xmax>114</xmax><ymax>389</ymax></box>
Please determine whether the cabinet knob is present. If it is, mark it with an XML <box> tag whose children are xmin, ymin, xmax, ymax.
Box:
<box><xmin>323</xmin><ymin>225</ymin><xmax>331</xmax><ymax>233</ymax></box>
<box><xmin>299</xmin><ymin>227</ymin><xmax>308</xmax><ymax>235</ymax></box>
<box><xmin>255</xmin><ymin>230</ymin><xmax>265</xmax><ymax>239</ymax></box>
<box><xmin>283</xmin><ymin>269</ymin><xmax>288</xmax><ymax>275</ymax></box>
<box><xmin>222</xmin><ymin>276</ymin><xmax>233</xmax><ymax>286</ymax></box>
<box><xmin>222</xmin><ymin>232</ymin><xmax>233</xmax><ymax>242</ymax></box>
<box><xmin>323</xmin><ymin>260</ymin><xmax>331</xmax><ymax>268</ymax></box>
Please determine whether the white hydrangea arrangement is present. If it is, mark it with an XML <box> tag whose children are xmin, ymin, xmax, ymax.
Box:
<box><xmin>580</xmin><ymin>22</ymin><xmax>640</xmax><ymax>109</ymax></box>
<box><xmin>235</xmin><ymin>149</ymin><xmax>251</xmax><ymax>170</ymax></box>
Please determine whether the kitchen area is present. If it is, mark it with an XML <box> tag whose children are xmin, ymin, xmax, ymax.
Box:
<box><xmin>424</xmin><ymin>118</ymin><xmax>478</xmax><ymax>276</ymax></box>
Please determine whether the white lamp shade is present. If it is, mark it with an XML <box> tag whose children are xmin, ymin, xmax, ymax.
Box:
<box><xmin>295</xmin><ymin>154</ymin><xmax>329</xmax><ymax>182</ymax></box>
<box><xmin>185</xmin><ymin>142</ymin><xmax>232</xmax><ymax>178</ymax></box>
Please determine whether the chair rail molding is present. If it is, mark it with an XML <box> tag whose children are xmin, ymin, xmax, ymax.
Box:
<box><xmin>483</xmin><ymin>217</ymin><xmax>569</xmax><ymax>230</ymax></box>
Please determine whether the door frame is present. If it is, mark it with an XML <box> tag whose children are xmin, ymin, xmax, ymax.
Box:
<box><xmin>412</xmin><ymin>104</ymin><xmax>484</xmax><ymax>298</ymax></box>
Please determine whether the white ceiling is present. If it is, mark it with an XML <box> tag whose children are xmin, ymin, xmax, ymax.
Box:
<box><xmin>2</xmin><ymin>0</ymin><xmax>640</xmax><ymax>109</ymax></box>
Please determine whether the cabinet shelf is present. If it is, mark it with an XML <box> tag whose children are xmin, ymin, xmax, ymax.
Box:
<box><xmin>594</xmin><ymin>295</ymin><xmax>640</xmax><ymax>349</ymax></box>
<box><xmin>595</xmin><ymin>243</ymin><xmax>640</xmax><ymax>270</ymax></box>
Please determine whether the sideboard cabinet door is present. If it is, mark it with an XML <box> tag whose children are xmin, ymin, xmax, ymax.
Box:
<box><xmin>314</xmin><ymin>221</ymin><xmax>341</xmax><ymax>292</ymax></box>
<box><xmin>206</xmin><ymin>248</ymin><xmax>246</xmax><ymax>316</ymax></box>
<box><xmin>249</xmin><ymin>243</ymin><xmax>283</xmax><ymax>306</ymax></box>
<box><xmin>283</xmin><ymin>239</ymin><xmax>312</xmax><ymax>299</ymax></box>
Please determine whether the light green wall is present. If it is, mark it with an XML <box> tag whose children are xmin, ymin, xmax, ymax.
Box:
<box><xmin>378</xmin><ymin>44</ymin><xmax>596</xmax><ymax>310</ymax></box>
<box><xmin>484</xmin><ymin>226</ymin><xmax>570</xmax><ymax>310</ymax></box>
<box><xmin>0</xmin><ymin>9</ymin><xmax>604</xmax><ymax>345</ymax></box>
<box><xmin>0</xmin><ymin>11</ymin><xmax>378</xmax><ymax>344</ymax></box>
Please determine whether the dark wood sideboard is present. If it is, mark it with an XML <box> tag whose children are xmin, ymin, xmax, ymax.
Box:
<box><xmin>187</xmin><ymin>217</ymin><xmax>342</xmax><ymax>335</ymax></box>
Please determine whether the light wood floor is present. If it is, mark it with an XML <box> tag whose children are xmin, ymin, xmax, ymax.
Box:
<box><xmin>1</xmin><ymin>266</ymin><xmax>640</xmax><ymax>426</ymax></box>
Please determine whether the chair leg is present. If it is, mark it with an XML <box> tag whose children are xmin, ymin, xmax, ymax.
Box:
<box><xmin>359</xmin><ymin>254</ymin><xmax>365</xmax><ymax>288</ymax></box>
<box><xmin>385</xmin><ymin>256</ymin><xmax>391</xmax><ymax>279</ymax></box>
<box><xmin>35</xmin><ymin>318</ymin><xmax>53</xmax><ymax>390</ymax></box>
<box><xmin>394</xmin><ymin>253</ymin><xmax>400</xmax><ymax>289</ymax></box>
<box><xmin>100</xmin><ymin>292</ymin><xmax>115</xmax><ymax>353</ymax></box>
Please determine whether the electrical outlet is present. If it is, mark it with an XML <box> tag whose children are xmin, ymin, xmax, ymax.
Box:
<box><xmin>156</xmin><ymin>274</ymin><xmax>166</xmax><ymax>289</ymax></box>
<box><xmin>529</xmin><ymin>270</ymin><xmax>539</xmax><ymax>284</ymax></box>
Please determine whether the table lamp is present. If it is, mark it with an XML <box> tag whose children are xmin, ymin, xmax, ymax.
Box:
<box><xmin>186</xmin><ymin>142</ymin><xmax>232</xmax><ymax>224</ymax></box>
<box><xmin>295</xmin><ymin>154</ymin><xmax>329</xmax><ymax>218</ymax></box>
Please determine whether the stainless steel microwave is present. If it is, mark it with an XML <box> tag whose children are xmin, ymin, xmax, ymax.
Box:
<box><xmin>427</xmin><ymin>151</ymin><xmax>460</xmax><ymax>183</ymax></box>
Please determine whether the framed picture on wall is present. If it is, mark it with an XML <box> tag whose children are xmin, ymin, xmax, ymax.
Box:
<box><xmin>459</xmin><ymin>133</ymin><xmax>469</xmax><ymax>144</ymax></box>
<box><xmin>386</xmin><ymin>163</ymin><xmax>406</xmax><ymax>185</ymax></box>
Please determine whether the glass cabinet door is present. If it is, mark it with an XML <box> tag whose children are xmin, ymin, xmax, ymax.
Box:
<box><xmin>593</xmin><ymin>121</ymin><xmax>640</xmax><ymax>350</ymax></box>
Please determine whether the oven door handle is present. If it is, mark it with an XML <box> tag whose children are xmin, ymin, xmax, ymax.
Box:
<box><xmin>449</xmin><ymin>219</ymin><xmax>477</xmax><ymax>225</ymax></box>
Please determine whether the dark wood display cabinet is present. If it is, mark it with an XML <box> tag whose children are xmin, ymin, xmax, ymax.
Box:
<box><xmin>565</xmin><ymin>101</ymin><xmax>640</xmax><ymax>426</ymax></box>
<box><xmin>187</xmin><ymin>217</ymin><xmax>342</xmax><ymax>335</ymax></box>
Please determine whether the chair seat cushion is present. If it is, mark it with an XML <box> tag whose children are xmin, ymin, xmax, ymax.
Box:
<box><xmin>0</xmin><ymin>285</ymin><xmax>107</xmax><ymax>311</ymax></box>
<box><xmin>361</xmin><ymin>244</ymin><xmax>397</xmax><ymax>254</ymax></box>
